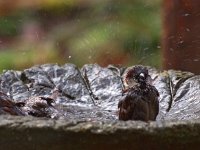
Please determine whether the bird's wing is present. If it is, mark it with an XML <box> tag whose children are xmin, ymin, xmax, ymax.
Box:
<box><xmin>118</xmin><ymin>92</ymin><xmax>138</xmax><ymax>121</ymax></box>
<box><xmin>150</xmin><ymin>86</ymin><xmax>159</xmax><ymax>119</ymax></box>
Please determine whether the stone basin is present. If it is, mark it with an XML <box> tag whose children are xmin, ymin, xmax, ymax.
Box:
<box><xmin>0</xmin><ymin>63</ymin><xmax>200</xmax><ymax>149</ymax></box>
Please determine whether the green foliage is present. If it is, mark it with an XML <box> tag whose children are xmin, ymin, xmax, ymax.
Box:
<box><xmin>0</xmin><ymin>47</ymin><xmax>58</xmax><ymax>72</ymax></box>
<box><xmin>0</xmin><ymin>0</ymin><xmax>161</xmax><ymax>70</ymax></box>
<box><xmin>0</xmin><ymin>16</ymin><xmax>21</xmax><ymax>36</ymax></box>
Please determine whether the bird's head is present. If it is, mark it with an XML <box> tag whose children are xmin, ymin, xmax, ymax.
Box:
<box><xmin>125</xmin><ymin>65</ymin><xmax>151</xmax><ymax>87</ymax></box>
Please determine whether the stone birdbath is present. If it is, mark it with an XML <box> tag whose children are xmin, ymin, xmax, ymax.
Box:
<box><xmin>0</xmin><ymin>63</ymin><xmax>200</xmax><ymax>149</ymax></box>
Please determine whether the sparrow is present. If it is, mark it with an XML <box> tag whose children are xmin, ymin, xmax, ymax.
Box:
<box><xmin>19</xmin><ymin>96</ymin><xmax>55</xmax><ymax>117</ymax></box>
<box><xmin>118</xmin><ymin>65</ymin><xmax>159</xmax><ymax>121</ymax></box>
<box><xmin>19</xmin><ymin>89</ymin><xmax>60</xmax><ymax>118</ymax></box>
<box><xmin>0</xmin><ymin>91</ymin><xmax>25</xmax><ymax>116</ymax></box>
<box><xmin>0</xmin><ymin>90</ymin><xmax>57</xmax><ymax>118</ymax></box>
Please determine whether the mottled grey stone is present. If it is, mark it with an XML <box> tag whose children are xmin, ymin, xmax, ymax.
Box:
<box><xmin>0</xmin><ymin>63</ymin><xmax>199</xmax><ymax>121</ymax></box>
<box><xmin>81</xmin><ymin>64</ymin><xmax>123</xmax><ymax>110</ymax></box>
<box><xmin>10</xmin><ymin>81</ymin><xmax>29</xmax><ymax>102</ymax></box>
<box><xmin>0</xmin><ymin>115</ymin><xmax>200</xmax><ymax>150</ymax></box>
<box><xmin>0</xmin><ymin>63</ymin><xmax>200</xmax><ymax>149</ymax></box>
<box><xmin>0</xmin><ymin>70</ymin><xmax>21</xmax><ymax>95</ymax></box>
<box><xmin>165</xmin><ymin>75</ymin><xmax>200</xmax><ymax>120</ymax></box>
<box><xmin>59</xmin><ymin>63</ymin><xmax>89</xmax><ymax>99</ymax></box>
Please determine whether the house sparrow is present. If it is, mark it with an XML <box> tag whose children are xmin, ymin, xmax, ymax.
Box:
<box><xmin>0</xmin><ymin>91</ymin><xmax>25</xmax><ymax>116</ymax></box>
<box><xmin>19</xmin><ymin>96</ymin><xmax>55</xmax><ymax>117</ymax></box>
<box><xmin>118</xmin><ymin>65</ymin><xmax>159</xmax><ymax>121</ymax></box>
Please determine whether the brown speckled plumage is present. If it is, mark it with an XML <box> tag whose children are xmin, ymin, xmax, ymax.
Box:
<box><xmin>0</xmin><ymin>91</ymin><xmax>25</xmax><ymax>116</ymax></box>
<box><xmin>20</xmin><ymin>96</ymin><xmax>55</xmax><ymax>117</ymax></box>
<box><xmin>118</xmin><ymin>66</ymin><xmax>159</xmax><ymax>121</ymax></box>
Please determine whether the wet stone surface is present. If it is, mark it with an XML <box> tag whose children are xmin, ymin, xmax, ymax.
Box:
<box><xmin>0</xmin><ymin>63</ymin><xmax>199</xmax><ymax>121</ymax></box>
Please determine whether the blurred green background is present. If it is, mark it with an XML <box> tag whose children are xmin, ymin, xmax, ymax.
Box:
<box><xmin>0</xmin><ymin>0</ymin><xmax>161</xmax><ymax>71</ymax></box>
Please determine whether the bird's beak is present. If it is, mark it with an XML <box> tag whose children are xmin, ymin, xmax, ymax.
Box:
<box><xmin>139</xmin><ymin>73</ymin><xmax>145</xmax><ymax>82</ymax></box>
<box><xmin>139</xmin><ymin>73</ymin><xmax>145</xmax><ymax>78</ymax></box>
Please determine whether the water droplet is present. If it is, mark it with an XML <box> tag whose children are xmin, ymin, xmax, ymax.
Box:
<box><xmin>183</xmin><ymin>13</ymin><xmax>190</xmax><ymax>17</ymax></box>
<box><xmin>186</xmin><ymin>28</ymin><xmax>190</xmax><ymax>32</ymax></box>
<box><xmin>68</xmin><ymin>56</ymin><xmax>71</xmax><ymax>59</ymax></box>
<box><xmin>179</xmin><ymin>40</ymin><xmax>184</xmax><ymax>44</ymax></box>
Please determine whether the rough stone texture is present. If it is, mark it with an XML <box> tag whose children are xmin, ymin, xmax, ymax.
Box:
<box><xmin>0</xmin><ymin>63</ymin><xmax>200</xmax><ymax>149</ymax></box>
<box><xmin>81</xmin><ymin>64</ymin><xmax>123</xmax><ymax>110</ymax></box>
<box><xmin>0</xmin><ymin>63</ymin><xmax>199</xmax><ymax>120</ymax></box>
<box><xmin>165</xmin><ymin>75</ymin><xmax>200</xmax><ymax>120</ymax></box>
<box><xmin>1</xmin><ymin>115</ymin><xmax>200</xmax><ymax>150</ymax></box>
